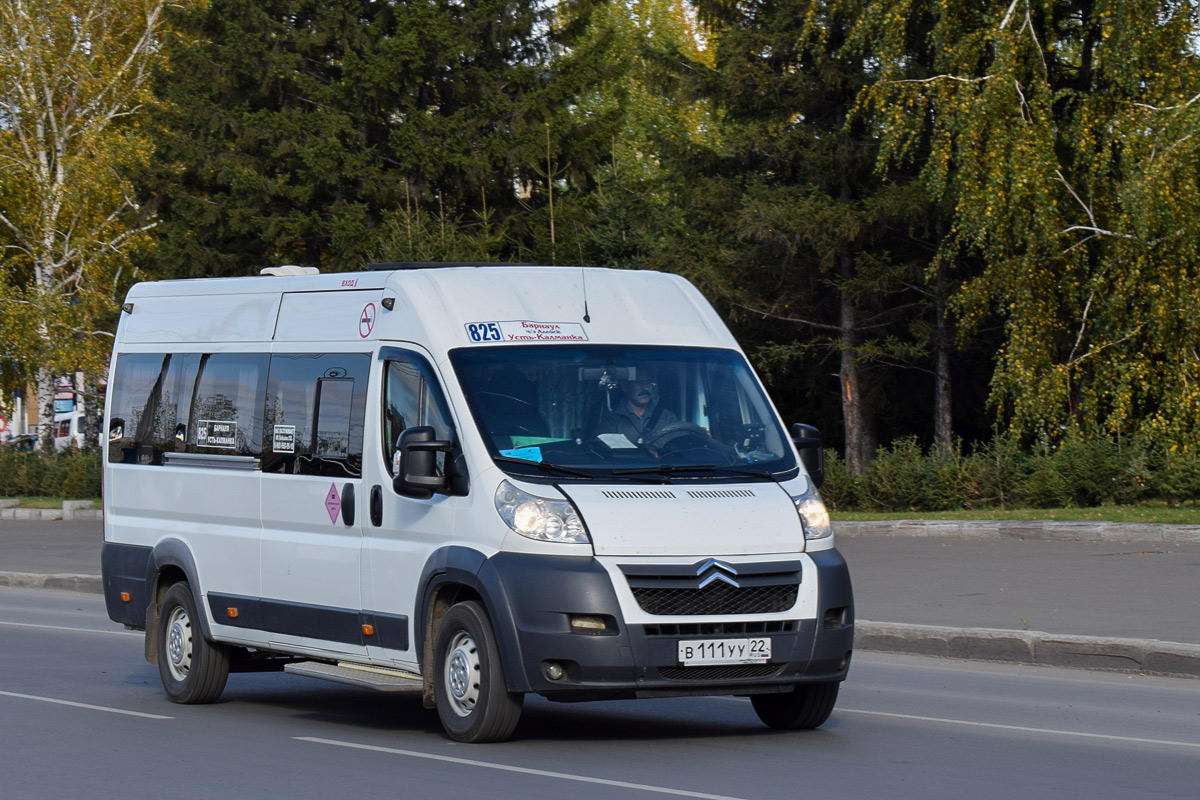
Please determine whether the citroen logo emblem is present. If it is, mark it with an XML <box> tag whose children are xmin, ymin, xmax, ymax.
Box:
<box><xmin>695</xmin><ymin>558</ymin><xmax>740</xmax><ymax>589</ymax></box>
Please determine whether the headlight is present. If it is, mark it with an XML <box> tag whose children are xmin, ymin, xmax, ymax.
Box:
<box><xmin>792</xmin><ymin>484</ymin><xmax>832</xmax><ymax>540</ymax></box>
<box><xmin>495</xmin><ymin>480</ymin><xmax>590</xmax><ymax>544</ymax></box>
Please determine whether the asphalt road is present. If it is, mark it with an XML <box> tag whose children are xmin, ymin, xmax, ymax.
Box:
<box><xmin>2</xmin><ymin>587</ymin><xmax>1197</xmax><ymax>800</ymax></box>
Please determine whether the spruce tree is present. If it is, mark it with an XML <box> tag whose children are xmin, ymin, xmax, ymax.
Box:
<box><xmin>665</xmin><ymin>0</ymin><xmax>961</xmax><ymax>469</ymax></box>
<box><xmin>141</xmin><ymin>0</ymin><xmax>609</xmax><ymax>276</ymax></box>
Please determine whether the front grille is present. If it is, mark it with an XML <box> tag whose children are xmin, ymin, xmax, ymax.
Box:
<box><xmin>642</xmin><ymin>621</ymin><xmax>796</xmax><ymax>637</ymax></box>
<box><xmin>632</xmin><ymin>583</ymin><xmax>798</xmax><ymax>616</ymax></box>
<box><xmin>659</xmin><ymin>664</ymin><xmax>783</xmax><ymax>681</ymax></box>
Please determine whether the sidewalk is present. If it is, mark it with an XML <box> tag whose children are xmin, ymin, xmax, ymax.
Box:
<box><xmin>838</xmin><ymin>532</ymin><xmax>1200</xmax><ymax>677</ymax></box>
<box><xmin>0</xmin><ymin>519</ymin><xmax>104</xmax><ymax>593</ymax></box>
<box><xmin>3</xmin><ymin>517</ymin><xmax>1199</xmax><ymax>677</ymax></box>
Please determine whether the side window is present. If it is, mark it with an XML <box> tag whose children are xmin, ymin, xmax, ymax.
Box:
<box><xmin>150</xmin><ymin>353</ymin><xmax>201</xmax><ymax>462</ymax></box>
<box><xmin>262</xmin><ymin>353</ymin><xmax>370</xmax><ymax>477</ymax></box>
<box><xmin>383</xmin><ymin>355</ymin><xmax>455</xmax><ymax>475</ymax></box>
<box><xmin>107</xmin><ymin>353</ymin><xmax>168</xmax><ymax>464</ymax></box>
<box><xmin>188</xmin><ymin>353</ymin><xmax>268</xmax><ymax>457</ymax></box>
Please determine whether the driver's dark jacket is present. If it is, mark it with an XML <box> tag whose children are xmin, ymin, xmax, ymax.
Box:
<box><xmin>597</xmin><ymin>401</ymin><xmax>679</xmax><ymax>444</ymax></box>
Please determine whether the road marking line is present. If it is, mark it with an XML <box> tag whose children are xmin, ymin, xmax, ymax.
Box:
<box><xmin>0</xmin><ymin>690</ymin><xmax>172</xmax><ymax>720</ymax></box>
<box><xmin>838</xmin><ymin>708</ymin><xmax>1200</xmax><ymax>749</ymax></box>
<box><xmin>713</xmin><ymin>698</ymin><xmax>1200</xmax><ymax>749</ymax></box>
<box><xmin>296</xmin><ymin>736</ymin><xmax>749</xmax><ymax>800</ymax></box>
<box><xmin>0</xmin><ymin>620</ymin><xmax>141</xmax><ymax>637</ymax></box>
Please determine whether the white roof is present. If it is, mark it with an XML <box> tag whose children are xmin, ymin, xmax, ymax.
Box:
<box><xmin>119</xmin><ymin>266</ymin><xmax>739</xmax><ymax>353</ymax></box>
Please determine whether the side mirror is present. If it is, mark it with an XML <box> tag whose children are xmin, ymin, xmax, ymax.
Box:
<box><xmin>393</xmin><ymin>426</ymin><xmax>453</xmax><ymax>499</ymax></box>
<box><xmin>790</xmin><ymin>423</ymin><xmax>825</xmax><ymax>489</ymax></box>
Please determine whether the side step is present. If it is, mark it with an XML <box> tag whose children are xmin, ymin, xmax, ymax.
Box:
<box><xmin>285</xmin><ymin>661</ymin><xmax>424</xmax><ymax>692</ymax></box>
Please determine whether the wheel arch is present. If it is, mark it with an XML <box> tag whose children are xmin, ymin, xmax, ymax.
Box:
<box><xmin>143</xmin><ymin>539</ymin><xmax>208</xmax><ymax>665</ymax></box>
<box><xmin>416</xmin><ymin>546</ymin><xmax>529</xmax><ymax>701</ymax></box>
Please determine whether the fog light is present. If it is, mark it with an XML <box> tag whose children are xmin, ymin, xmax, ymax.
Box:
<box><xmin>544</xmin><ymin>662</ymin><xmax>566</xmax><ymax>681</ymax></box>
<box><xmin>570</xmin><ymin>614</ymin><xmax>607</xmax><ymax>631</ymax></box>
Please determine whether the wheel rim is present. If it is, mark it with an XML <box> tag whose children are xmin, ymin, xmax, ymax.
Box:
<box><xmin>443</xmin><ymin>630</ymin><xmax>481</xmax><ymax>718</ymax></box>
<box><xmin>165</xmin><ymin>605</ymin><xmax>193</xmax><ymax>683</ymax></box>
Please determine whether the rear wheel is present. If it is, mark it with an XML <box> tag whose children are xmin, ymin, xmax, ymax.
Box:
<box><xmin>751</xmin><ymin>682</ymin><xmax>839</xmax><ymax>729</ymax></box>
<box><xmin>156</xmin><ymin>582</ymin><xmax>230</xmax><ymax>704</ymax></box>
<box><xmin>434</xmin><ymin>601</ymin><xmax>523</xmax><ymax>743</ymax></box>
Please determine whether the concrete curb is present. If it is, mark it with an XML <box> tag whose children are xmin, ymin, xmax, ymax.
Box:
<box><xmin>857</xmin><ymin>620</ymin><xmax>1200</xmax><ymax>679</ymax></box>
<box><xmin>0</xmin><ymin>503</ymin><xmax>102</xmax><ymax>521</ymax></box>
<box><xmin>837</xmin><ymin>519</ymin><xmax>1200</xmax><ymax>543</ymax></box>
<box><xmin>0</xmin><ymin>572</ymin><xmax>104</xmax><ymax>594</ymax></box>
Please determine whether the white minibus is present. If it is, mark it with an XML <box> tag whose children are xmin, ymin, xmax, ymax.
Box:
<box><xmin>101</xmin><ymin>264</ymin><xmax>853</xmax><ymax>742</ymax></box>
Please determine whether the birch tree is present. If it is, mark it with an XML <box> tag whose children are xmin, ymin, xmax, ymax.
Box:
<box><xmin>845</xmin><ymin>0</ymin><xmax>1200</xmax><ymax>446</ymax></box>
<box><xmin>0</xmin><ymin>0</ymin><xmax>165</xmax><ymax>451</ymax></box>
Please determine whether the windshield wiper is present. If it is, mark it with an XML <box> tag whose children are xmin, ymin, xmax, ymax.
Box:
<box><xmin>492</xmin><ymin>456</ymin><xmax>595</xmax><ymax>479</ymax></box>
<box><xmin>610</xmin><ymin>464</ymin><xmax>779</xmax><ymax>482</ymax></box>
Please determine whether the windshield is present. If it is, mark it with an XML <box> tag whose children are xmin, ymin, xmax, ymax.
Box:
<box><xmin>449</xmin><ymin>345</ymin><xmax>798</xmax><ymax>481</ymax></box>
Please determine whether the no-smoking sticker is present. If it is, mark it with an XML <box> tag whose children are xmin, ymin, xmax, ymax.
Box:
<box><xmin>359</xmin><ymin>302</ymin><xmax>376</xmax><ymax>338</ymax></box>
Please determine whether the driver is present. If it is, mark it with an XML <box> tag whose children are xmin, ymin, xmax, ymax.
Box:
<box><xmin>597</xmin><ymin>369</ymin><xmax>679</xmax><ymax>446</ymax></box>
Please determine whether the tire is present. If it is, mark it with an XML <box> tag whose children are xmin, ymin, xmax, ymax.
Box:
<box><xmin>751</xmin><ymin>682</ymin><xmax>839</xmax><ymax>730</ymax></box>
<box><xmin>156</xmin><ymin>582</ymin><xmax>230</xmax><ymax>704</ymax></box>
<box><xmin>433</xmin><ymin>601</ymin><xmax>523</xmax><ymax>743</ymax></box>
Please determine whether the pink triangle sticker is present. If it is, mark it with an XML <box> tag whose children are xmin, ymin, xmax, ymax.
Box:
<box><xmin>325</xmin><ymin>483</ymin><xmax>341</xmax><ymax>523</ymax></box>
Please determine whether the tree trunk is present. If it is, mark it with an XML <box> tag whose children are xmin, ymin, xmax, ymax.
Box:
<box><xmin>933</xmin><ymin>264</ymin><xmax>953</xmax><ymax>459</ymax></box>
<box><xmin>36</xmin><ymin>366</ymin><xmax>56</xmax><ymax>456</ymax></box>
<box><xmin>860</xmin><ymin>409</ymin><xmax>877</xmax><ymax>466</ymax></box>
<box><xmin>839</xmin><ymin>246</ymin><xmax>867</xmax><ymax>474</ymax></box>
<box><xmin>83</xmin><ymin>382</ymin><xmax>102</xmax><ymax>453</ymax></box>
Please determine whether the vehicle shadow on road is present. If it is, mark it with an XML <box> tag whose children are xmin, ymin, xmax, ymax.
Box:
<box><xmin>213</xmin><ymin>676</ymin><xmax>835</xmax><ymax>743</ymax></box>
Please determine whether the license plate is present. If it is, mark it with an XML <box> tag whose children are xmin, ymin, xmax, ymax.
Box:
<box><xmin>677</xmin><ymin>637</ymin><xmax>771</xmax><ymax>666</ymax></box>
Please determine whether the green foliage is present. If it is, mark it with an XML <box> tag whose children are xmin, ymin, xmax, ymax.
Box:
<box><xmin>648</xmin><ymin>0</ymin><xmax>963</xmax><ymax>468</ymax></box>
<box><xmin>821</xmin><ymin>433</ymin><xmax>1194</xmax><ymax>512</ymax></box>
<box><xmin>856</xmin><ymin>438</ymin><xmax>934</xmax><ymax>511</ymax></box>
<box><xmin>1018</xmin><ymin>436</ymin><xmax>1128</xmax><ymax>508</ymax></box>
<box><xmin>0</xmin><ymin>0</ymin><xmax>163</xmax><ymax>424</ymax></box>
<box><xmin>1156</xmin><ymin>450</ymin><xmax>1200</xmax><ymax>507</ymax></box>
<box><xmin>18</xmin><ymin>0</ymin><xmax>1200</xmax><ymax>467</ymax></box>
<box><xmin>818</xmin><ymin>449</ymin><xmax>858</xmax><ymax>511</ymax></box>
<box><xmin>369</xmin><ymin>202</ymin><xmax>506</xmax><ymax>264</ymax></box>
<box><xmin>0</xmin><ymin>450</ymin><xmax>102</xmax><ymax>499</ymax></box>
<box><xmin>960</xmin><ymin>434</ymin><xmax>1027</xmax><ymax>509</ymax></box>
<box><xmin>844</xmin><ymin>0</ymin><xmax>1200</xmax><ymax>446</ymax></box>
<box><xmin>141</xmin><ymin>0</ymin><xmax>619</xmax><ymax>276</ymax></box>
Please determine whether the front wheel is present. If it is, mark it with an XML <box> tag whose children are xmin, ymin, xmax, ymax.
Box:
<box><xmin>156</xmin><ymin>582</ymin><xmax>230</xmax><ymax>704</ymax></box>
<box><xmin>751</xmin><ymin>682</ymin><xmax>839</xmax><ymax>730</ymax></box>
<box><xmin>434</xmin><ymin>601</ymin><xmax>523</xmax><ymax>743</ymax></box>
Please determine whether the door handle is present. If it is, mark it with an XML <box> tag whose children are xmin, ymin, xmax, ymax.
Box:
<box><xmin>342</xmin><ymin>483</ymin><xmax>356</xmax><ymax>526</ymax></box>
<box><xmin>370</xmin><ymin>485</ymin><xmax>383</xmax><ymax>527</ymax></box>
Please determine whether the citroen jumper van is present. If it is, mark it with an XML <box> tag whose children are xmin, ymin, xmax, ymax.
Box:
<box><xmin>101</xmin><ymin>263</ymin><xmax>853</xmax><ymax>743</ymax></box>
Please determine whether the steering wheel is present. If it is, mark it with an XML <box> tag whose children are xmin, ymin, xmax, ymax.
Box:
<box><xmin>646</xmin><ymin>422</ymin><xmax>721</xmax><ymax>454</ymax></box>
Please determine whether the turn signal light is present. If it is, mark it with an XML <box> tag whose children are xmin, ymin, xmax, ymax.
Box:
<box><xmin>362</xmin><ymin>624</ymin><xmax>375</xmax><ymax>636</ymax></box>
<box><xmin>120</xmin><ymin>592</ymin><xmax>130</xmax><ymax>602</ymax></box>
<box><xmin>227</xmin><ymin>607</ymin><xmax>239</xmax><ymax>618</ymax></box>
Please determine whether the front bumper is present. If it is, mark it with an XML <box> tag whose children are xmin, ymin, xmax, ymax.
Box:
<box><xmin>481</xmin><ymin>549</ymin><xmax>854</xmax><ymax>701</ymax></box>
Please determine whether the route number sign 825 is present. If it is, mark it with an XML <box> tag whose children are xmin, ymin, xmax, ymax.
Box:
<box><xmin>466</xmin><ymin>322</ymin><xmax>503</xmax><ymax>342</ymax></box>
